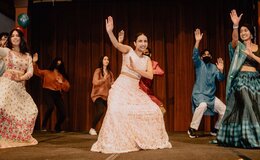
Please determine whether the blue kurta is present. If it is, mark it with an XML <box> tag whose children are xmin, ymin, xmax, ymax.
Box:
<box><xmin>192</xmin><ymin>48</ymin><xmax>225</xmax><ymax>115</ymax></box>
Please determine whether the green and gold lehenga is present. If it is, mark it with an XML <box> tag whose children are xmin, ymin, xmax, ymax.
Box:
<box><xmin>217</xmin><ymin>42</ymin><xmax>260</xmax><ymax>148</ymax></box>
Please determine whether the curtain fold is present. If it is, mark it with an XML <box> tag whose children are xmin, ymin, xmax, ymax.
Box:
<box><xmin>27</xmin><ymin>0</ymin><xmax>257</xmax><ymax>131</ymax></box>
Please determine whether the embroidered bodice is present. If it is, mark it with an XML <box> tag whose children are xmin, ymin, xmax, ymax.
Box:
<box><xmin>0</xmin><ymin>48</ymin><xmax>33</xmax><ymax>81</ymax></box>
<box><xmin>121</xmin><ymin>48</ymin><xmax>149</xmax><ymax>79</ymax></box>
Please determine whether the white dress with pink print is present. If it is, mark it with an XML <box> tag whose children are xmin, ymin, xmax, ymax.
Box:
<box><xmin>91</xmin><ymin>48</ymin><xmax>172</xmax><ymax>153</ymax></box>
<box><xmin>0</xmin><ymin>48</ymin><xmax>38</xmax><ymax>148</ymax></box>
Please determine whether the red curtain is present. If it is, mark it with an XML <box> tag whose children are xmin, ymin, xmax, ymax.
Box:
<box><xmin>27</xmin><ymin>0</ymin><xmax>258</xmax><ymax>131</ymax></box>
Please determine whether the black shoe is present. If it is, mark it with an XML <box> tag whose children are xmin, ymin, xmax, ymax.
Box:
<box><xmin>210</xmin><ymin>128</ymin><xmax>219</xmax><ymax>136</ymax></box>
<box><xmin>187</xmin><ymin>127</ymin><xmax>198</xmax><ymax>138</ymax></box>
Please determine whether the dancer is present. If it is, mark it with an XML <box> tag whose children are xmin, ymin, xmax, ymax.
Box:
<box><xmin>89</xmin><ymin>55</ymin><xmax>114</xmax><ymax>135</ymax></box>
<box><xmin>140</xmin><ymin>48</ymin><xmax>166</xmax><ymax>114</ymax></box>
<box><xmin>0</xmin><ymin>32</ymin><xmax>8</xmax><ymax>47</ymax></box>
<box><xmin>187</xmin><ymin>28</ymin><xmax>226</xmax><ymax>138</ymax></box>
<box><xmin>0</xmin><ymin>32</ymin><xmax>9</xmax><ymax>76</ymax></box>
<box><xmin>91</xmin><ymin>16</ymin><xmax>172</xmax><ymax>153</ymax></box>
<box><xmin>0</xmin><ymin>28</ymin><xmax>38</xmax><ymax>148</ymax></box>
<box><xmin>118</xmin><ymin>30</ymin><xmax>166</xmax><ymax>114</ymax></box>
<box><xmin>32</xmin><ymin>53</ymin><xmax>70</xmax><ymax>133</ymax></box>
<box><xmin>217</xmin><ymin>9</ymin><xmax>260</xmax><ymax>148</ymax></box>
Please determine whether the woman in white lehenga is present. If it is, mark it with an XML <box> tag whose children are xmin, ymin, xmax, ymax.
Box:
<box><xmin>91</xmin><ymin>16</ymin><xmax>172</xmax><ymax>154</ymax></box>
<box><xmin>0</xmin><ymin>28</ymin><xmax>38</xmax><ymax>148</ymax></box>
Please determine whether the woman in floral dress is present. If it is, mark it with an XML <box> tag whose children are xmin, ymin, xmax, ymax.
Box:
<box><xmin>0</xmin><ymin>28</ymin><xmax>38</xmax><ymax>148</ymax></box>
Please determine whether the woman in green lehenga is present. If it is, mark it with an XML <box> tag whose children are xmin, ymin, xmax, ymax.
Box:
<box><xmin>217</xmin><ymin>9</ymin><xmax>260</xmax><ymax>148</ymax></box>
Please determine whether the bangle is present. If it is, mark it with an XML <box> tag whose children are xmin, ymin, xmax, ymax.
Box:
<box><xmin>233</xmin><ymin>24</ymin><xmax>239</xmax><ymax>29</ymax></box>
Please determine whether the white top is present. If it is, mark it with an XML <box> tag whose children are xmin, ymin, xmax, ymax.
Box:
<box><xmin>121</xmin><ymin>48</ymin><xmax>150</xmax><ymax>79</ymax></box>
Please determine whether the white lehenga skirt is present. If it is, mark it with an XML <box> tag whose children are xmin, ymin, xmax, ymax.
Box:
<box><xmin>91</xmin><ymin>74</ymin><xmax>172</xmax><ymax>153</ymax></box>
<box><xmin>0</xmin><ymin>77</ymin><xmax>38</xmax><ymax>148</ymax></box>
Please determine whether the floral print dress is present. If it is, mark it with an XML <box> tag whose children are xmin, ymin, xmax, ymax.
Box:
<box><xmin>0</xmin><ymin>48</ymin><xmax>38</xmax><ymax>148</ymax></box>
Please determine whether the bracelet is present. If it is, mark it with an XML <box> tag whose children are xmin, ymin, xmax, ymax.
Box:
<box><xmin>233</xmin><ymin>24</ymin><xmax>239</xmax><ymax>29</ymax></box>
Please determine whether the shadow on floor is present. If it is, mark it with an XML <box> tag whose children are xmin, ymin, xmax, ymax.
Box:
<box><xmin>0</xmin><ymin>131</ymin><xmax>259</xmax><ymax>160</ymax></box>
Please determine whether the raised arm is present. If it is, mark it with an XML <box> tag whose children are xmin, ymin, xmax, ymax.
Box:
<box><xmin>118</xmin><ymin>30</ymin><xmax>124</xmax><ymax>43</ymax></box>
<box><xmin>192</xmin><ymin>29</ymin><xmax>203</xmax><ymax>66</ymax></box>
<box><xmin>216</xmin><ymin>58</ymin><xmax>224</xmax><ymax>73</ymax></box>
<box><xmin>32</xmin><ymin>53</ymin><xmax>46</xmax><ymax>78</ymax></box>
<box><xmin>230</xmin><ymin>9</ymin><xmax>243</xmax><ymax>48</ymax></box>
<box><xmin>106</xmin><ymin>16</ymin><xmax>131</xmax><ymax>54</ymax></box>
<box><xmin>194</xmin><ymin>28</ymin><xmax>203</xmax><ymax>49</ymax></box>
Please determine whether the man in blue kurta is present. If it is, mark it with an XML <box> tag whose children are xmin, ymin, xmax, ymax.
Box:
<box><xmin>187</xmin><ymin>28</ymin><xmax>226</xmax><ymax>138</ymax></box>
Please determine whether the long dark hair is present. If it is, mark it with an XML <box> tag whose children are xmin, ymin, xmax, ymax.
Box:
<box><xmin>49</xmin><ymin>56</ymin><xmax>68</xmax><ymax>80</ymax></box>
<box><xmin>98</xmin><ymin>55</ymin><xmax>111</xmax><ymax>77</ymax></box>
<box><xmin>6</xmin><ymin>28</ymin><xmax>29</xmax><ymax>54</ymax></box>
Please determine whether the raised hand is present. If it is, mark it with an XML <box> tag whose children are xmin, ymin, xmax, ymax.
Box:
<box><xmin>105</xmin><ymin>16</ymin><xmax>114</xmax><ymax>33</ymax></box>
<box><xmin>32</xmin><ymin>53</ymin><xmax>38</xmax><ymax>63</ymax></box>
<box><xmin>126</xmin><ymin>57</ymin><xmax>135</xmax><ymax>71</ymax></box>
<box><xmin>230</xmin><ymin>9</ymin><xmax>243</xmax><ymax>26</ymax></box>
<box><xmin>216</xmin><ymin>58</ymin><xmax>224</xmax><ymax>72</ymax></box>
<box><xmin>118</xmin><ymin>30</ymin><xmax>125</xmax><ymax>43</ymax></box>
<box><xmin>194</xmin><ymin>28</ymin><xmax>203</xmax><ymax>42</ymax></box>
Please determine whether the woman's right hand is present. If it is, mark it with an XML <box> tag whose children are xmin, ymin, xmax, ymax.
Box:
<box><xmin>105</xmin><ymin>16</ymin><xmax>114</xmax><ymax>33</ymax></box>
<box><xmin>32</xmin><ymin>53</ymin><xmax>38</xmax><ymax>63</ymax></box>
<box><xmin>230</xmin><ymin>9</ymin><xmax>243</xmax><ymax>26</ymax></box>
<box><xmin>105</xmin><ymin>16</ymin><xmax>131</xmax><ymax>54</ymax></box>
